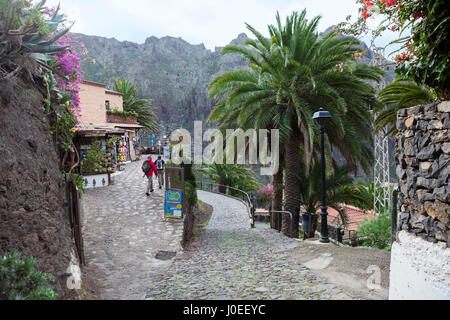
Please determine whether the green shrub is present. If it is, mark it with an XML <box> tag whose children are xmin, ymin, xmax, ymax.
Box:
<box><xmin>0</xmin><ymin>252</ymin><xmax>58</xmax><ymax>300</ymax></box>
<box><xmin>356</xmin><ymin>210</ymin><xmax>392</xmax><ymax>251</ymax></box>
<box><xmin>183</xmin><ymin>163</ymin><xmax>197</xmax><ymax>206</ymax></box>
<box><xmin>185</xmin><ymin>181</ymin><xmax>198</xmax><ymax>207</ymax></box>
<box><xmin>80</xmin><ymin>141</ymin><xmax>108</xmax><ymax>174</ymax></box>
<box><xmin>106</xmin><ymin>108</ymin><xmax>138</xmax><ymax>120</ymax></box>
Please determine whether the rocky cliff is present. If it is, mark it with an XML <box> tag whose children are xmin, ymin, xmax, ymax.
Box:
<box><xmin>0</xmin><ymin>79</ymin><xmax>77</xmax><ymax>298</ymax></box>
<box><xmin>75</xmin><ymin>32</ymin><xmax>249</xmax><ymax>135</ymax></box>
<box><xmin>76</xmin><ymin>31</ymin><xmax>395</xmax><ymax>134</ymax></box>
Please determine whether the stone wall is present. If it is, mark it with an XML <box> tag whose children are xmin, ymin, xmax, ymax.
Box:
<box><xmin>390</xmin><ymin>101</ymin><xmax>450</xmax><ymax>300</ymax></box>
<box><xmin>396</xmin><ymin>101</ymin><xmax>450</xmax><ymax>245</ymax></box>
<box><xmin>106</xmin><ymin>113</ymin><xmax>138</xmax><ymax>124</ymax></box>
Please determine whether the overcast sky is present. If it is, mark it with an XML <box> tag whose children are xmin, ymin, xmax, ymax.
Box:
<box><xmin>45</xmin><ymin>0</ymin><xmax>400</xmax><ymax>57</ymax></box>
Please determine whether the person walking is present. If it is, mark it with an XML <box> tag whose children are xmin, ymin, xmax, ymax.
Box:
<box><xmin>154</xmin><ymin>156</ymin><xmax>165</xmax><ymax>189</ymax></box>
<box><xmin>142</xmin><ymin>156</ymin><xmax>158</xmax><ymax>196</ymax></box>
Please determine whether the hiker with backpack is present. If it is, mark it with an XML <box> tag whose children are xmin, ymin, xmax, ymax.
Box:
<box><xmin>142</xmin><ymin>156</ymin><xmax>158</xmax><ymax>196</ymax></box>
<box><xmin>154</xmin><ymin>156</ymin><xmax>165</xmax><ymax>189</ymax></box>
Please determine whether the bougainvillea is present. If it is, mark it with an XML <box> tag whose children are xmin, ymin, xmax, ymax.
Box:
<box><xmin>338</xmin><ymin>0</ymin><xmax>450</xmax><ymax>99</ymax></box>
<box><xmin>258</xmin><ymin>185</ymin><xmax>274</xmax><ymax>199</ymax></box>
<box><xmin>256</xmin><ymin>185</ymin><xmax>274</xmax><ymax>207</ymax></box>
<box><xmin>53</xmin><ymin>33</ymin><xmax>87</xmax><ymax>128</ymax></box>
<box><xmin>41</xmin><ymin>6</ymin><xmax>88</xmax><ymax>152</ymax></box>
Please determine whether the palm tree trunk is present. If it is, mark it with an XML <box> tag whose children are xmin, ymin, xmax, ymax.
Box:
<box><xmin>271</xmin><ymin>167</ymin><xmax>283</xmax><ymax>230</ymax></box>
<box><xmin>283</xmin><ymin>129</ymin><xmax>301</xmax><ymax>238</ymax></box>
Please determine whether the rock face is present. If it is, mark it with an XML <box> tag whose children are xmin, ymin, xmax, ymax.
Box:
<box><xmin>75</xmin><ymin>31</ymin><xmax>395</xmax><ymax>138</ymax></box>
<box><xmin>396</xmin><ymin>101</ymin><xmax>450</xmax><ymax>245</ymax></box>
<box><xmin>75</xmin><ymin>32</ymin><xmax>249</xmax><ymax>135</ymax></box>
<box><xmin>0</xmin><ymin>79</ymin><xmax>76</xmax><ymax>298</ymax></box>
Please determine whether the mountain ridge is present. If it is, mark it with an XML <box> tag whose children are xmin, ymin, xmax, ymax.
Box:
<box><xmin>75</xmin><ymin>31</ymin><xmax>394</xmax><ymax>136</ymax></box>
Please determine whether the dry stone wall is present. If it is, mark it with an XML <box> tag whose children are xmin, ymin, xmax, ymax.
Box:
<box><xmin>396</xmin><ymin>101</ymin><xmax>450</xmax><ymax>245</ymax></box>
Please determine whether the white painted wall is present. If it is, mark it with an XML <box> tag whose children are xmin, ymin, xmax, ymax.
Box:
<box><xmin>389</xmin><ymin>231</ymin><xmax>450</xmax><ymax>300</ymax></box>
<box><xmin>82</xmin><ymin>174</ymin><xmax>109</xmax><ymax>189</ymax></box>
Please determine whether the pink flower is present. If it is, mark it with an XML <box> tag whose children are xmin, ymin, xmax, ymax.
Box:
<box><xmin>365</xmin><ymin>1</ymin><xmax>375</xmax><ymax>10</ymax></box>
<box><xmin>362</xmin><ymin>10</ymin><xmax>371</xmax><ymax>20</ymax></box>
<box><xmin>386</xmin><ymin>0</ymin><xmax>397</xmax><ymax>8</ymax></box>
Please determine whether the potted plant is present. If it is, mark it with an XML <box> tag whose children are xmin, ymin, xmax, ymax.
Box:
<box><xmin>294</xmin><ymin>161</ymin><xmax>373</xmax><ymax>239</ymax></box>
<box><xmin>80</xmin><ymin>141</ymin><xmax>111</xmax><ymax>188</ymax></box>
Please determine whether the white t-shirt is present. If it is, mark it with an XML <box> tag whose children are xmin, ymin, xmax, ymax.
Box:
<box><xmin>155</xmin><ymin>159</ymin><xmax>165</xmax><ymax>170</ymax></box>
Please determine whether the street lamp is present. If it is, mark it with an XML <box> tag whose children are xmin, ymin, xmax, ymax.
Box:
<box><xmin>313</xmin><ymin>108</ymin><xmax>331</xmax><ymax>243</ymax></box>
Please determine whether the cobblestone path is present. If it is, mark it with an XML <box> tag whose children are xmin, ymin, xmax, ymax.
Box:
<box><xmin>146</xmin><ymin>191</ymin><xmax>350</xmax><ymax>300</ymax></box>
<box><xmin>81</xmin><ymin>159</ymin><xmax>184</xmax><ymax>300</ymax></box>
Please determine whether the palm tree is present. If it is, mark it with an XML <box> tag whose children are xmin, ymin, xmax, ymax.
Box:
<box><xmin>293</xmin><ymin>161</ymin><xmax>373</xmax><ymax>238</ymax></box>
<box><xmin>198</xmin><ymin>163</ymin><xmax>260</xmax><ymax>195</ymax></box>
<box><xmin>113</xmin><ymin>78</ymin><xmax>159</xmax><ymax>132</ymax></box>
<box><xmin>208</xmin><ymin>10</ymin><xmax>383</xmax><ymax>237</ymax></box>
<box><xmin>374</xmin><ymin>76</ymin><xmax>435</xmax><ymax>136</ymax></box>
<box><xmin>208</xmin><ymin>71</ymin><xmax>286</xmax><ymax>229</ymax></box>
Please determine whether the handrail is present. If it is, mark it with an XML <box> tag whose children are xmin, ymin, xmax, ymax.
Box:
<box><xmin>197</xmin><ymin>181</ymin><xmax>255</xmax><ymax>228</ymax></box>
<box><xmin>270</xmin><ymin>211</ymin><xmax>294</xmax><ymax>238</ymax></box>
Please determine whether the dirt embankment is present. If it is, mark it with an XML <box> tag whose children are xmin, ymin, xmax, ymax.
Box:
<box><xmin>0</xmin><ymin>79</ymin><xmax>76</xmax><ymax>299</ymax></box>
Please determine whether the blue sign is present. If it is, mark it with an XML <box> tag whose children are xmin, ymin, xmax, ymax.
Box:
<box><xmin>163</xmin><ymin>146</ymin><xmax>170</xmax><ymax>159</ymax></box>
<box><xmin>164</xmin><ymin>191</ymin><xmax>183</xmax><ymax>219</ymax></box>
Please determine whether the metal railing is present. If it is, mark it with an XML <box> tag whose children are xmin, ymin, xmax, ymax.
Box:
<box><xmin>270</xmin><ymin>211</ymin><xmax>294</xmax><ymax>238</ymax></box>
<box><xmin>197</xmin><ymin>181</ymin><xmax>255</xmax><ymax>228</ymax></box>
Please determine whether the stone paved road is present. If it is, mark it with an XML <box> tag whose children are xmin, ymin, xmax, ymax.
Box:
<box><xmin>81</xmin><ymin>159</ymin><xmax>184</xmax><ymax>300</ymax></box>
<box><xmin>146</xmin><ymin>191</ymin><xmax>350</xmax><ymax>300</ymax></box>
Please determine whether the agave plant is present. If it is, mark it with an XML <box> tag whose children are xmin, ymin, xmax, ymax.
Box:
<box><xmin>0</xmin><ymin>0</ymin><xmax>70</xmax><ymax>80</ymax></box>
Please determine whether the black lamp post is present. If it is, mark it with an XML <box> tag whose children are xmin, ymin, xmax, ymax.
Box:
<box><xmin>313</xmin><ymin>108</ymin><xmax>331</xmax><ymax>243</ymax></box>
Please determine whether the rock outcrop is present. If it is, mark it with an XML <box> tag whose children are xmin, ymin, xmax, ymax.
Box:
<box><xmin>75</xmin><ymin>32</ymin><xmax>248</xmax><ymax>135</ymax></box>
<box><xmin>75</xmin><ymin>31</ymin><xmax>395</xmax><ymax>138</ymax></box>
<box><xmin>0</xmin><ymin>79</ymin><xmax>76</xmax><ymax>298</ymax></box>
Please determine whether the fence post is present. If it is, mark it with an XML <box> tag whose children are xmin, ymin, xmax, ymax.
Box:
<box><xmin>337</xmin><ymin>227</ymin><xmax>343</xmax><ymax>243</ymax></box>
<box><xmin>277</xmin><ymin>212</ymin><xmax>281</xmax><ymax>232</ymax></box>
<box><xmin>250</xmin><ymin>192</ymin><xmax>256</xmax><ymax>228</ymax></box>
<box><xmin>392</xmin><ymin>188</ymin><xmax>399</xmax><ymax>245</ymax></box>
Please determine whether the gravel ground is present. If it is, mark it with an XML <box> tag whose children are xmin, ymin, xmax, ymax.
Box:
<box><xmin>82</xmin><ymin>168</ymin><xmax>389</xmax><ymax>300</ymax></box>
<box><xmin>146</xmin><ymin>191</ymin><xmax>351</xmax><ymax>300</ymax></box>
<box><xmin>81</xmin><ymin>159</ymin><xmax>184</xmax><ymax>300</ymax></box>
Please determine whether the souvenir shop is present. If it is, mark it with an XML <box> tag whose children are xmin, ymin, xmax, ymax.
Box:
<box><xmin>74</xmin><ymin>126</ymin><xmax>134</xmax><ymax>188</ymax></box>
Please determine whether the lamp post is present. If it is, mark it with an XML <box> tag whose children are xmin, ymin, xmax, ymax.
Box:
<box><xmin>313</xmin><ymin>108</ymin><xmax>331</xmax><ymax>243</ymax></box>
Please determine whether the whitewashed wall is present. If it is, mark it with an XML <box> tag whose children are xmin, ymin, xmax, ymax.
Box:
<box><xmin>389</xmin><ymin>231</ymin><xmax>450</xmax><ymax>300</ymax></box>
